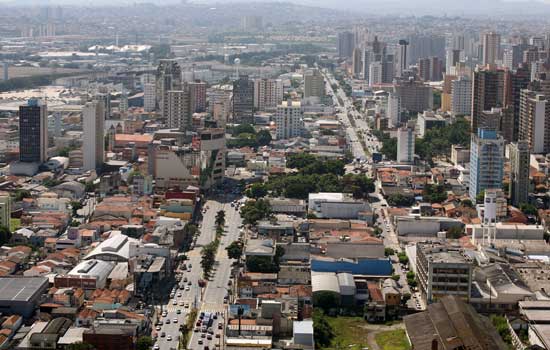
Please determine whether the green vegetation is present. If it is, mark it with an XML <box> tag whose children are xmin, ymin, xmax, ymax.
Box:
<box><xmin>375</xmin><ymin>329</ymin><xmax>411</xmax><ymax>350</ymax></box>
<box><xmin>245</xmin><ymin>183</ymin><xmax>268</xmax><ymax>199</ymax></box>
<box><xmin>240</xmin><ymin>198</ymin><xmax>272</xmax><ymax>225</ymax></box>
<box><xmin>520</xmin><ymin>203</ymin><xmax>538</xmax><ymax>216</ymax></box>
<box><xmin>387</xmin><ymin>193</ymin><xmax>414</xmax><ymax>207</ymax></box>
<box><xmin>313</xmin><ymin>310</ymin><xmax>335</xmax><ymax>348</ymax></box>
<box><xmin>70</xmin><ymin>201</ymin><xmax>83</xmax><ymax>216</ymax></box>
<box><xmin>226</xmin><ymin>240</ymin><xmax>244</xmax><ymax>260</ymax></box>
<box><xmin>321</xmin><ymin>315</ymin><xmax>371</xmax><ymax>350</ymax></box>
<box><xmin>385</xmin><ymin>247</ymin><xmax>395</xmax><ymax>256</ymax></box>
<box><xmin>228</xmin><ymin>124</ymin><xmax>272</xmax><ymax>149</ymax></box>
<box><xmin>490</xmin><ymin>315</ymin><xmax>512</xmax><ymax>346</ymax></box>
<box><xmin>179</xmin><ymin>308</ymin><xmax>198</xmax><ymax>349</ymax></box>
<box><xmin>14</xmin><ymin>189</ymin><xmax>31</xmax><ymax>202</ymax></box>
<box><xmin>446</xmin><ymin>226</ymin><xmax>465</xmax><ymax>239</ymax></box>
<box><xmin>406</xmin><ymin>271</ymin><xmax>416</xmax><ymax>288</ymax></box>
<box><xmin>246</xmin><ymin>245</ymin><xmax>284</xmax><ymax>273</ymax></box>
<box><xmin>397</xmin><ymin>252</ymin><xmax>409</xmax><ymax>265</ymax></box>
<box><xmin>415</xmin><ymin>118</ymin><xmax>470</xmax><ymax>160</ymax></box>
<box><xmin>0</xmin><ymin>226</ymin><xmax>12</xmax><ymax>246</ymax></box>
<box><xmin>433</xmin><ymin>90</ymin><xmax>442</xmax><ymax>110</ymax></box>
<box><xmin>136</xmin><ymin>336</ymin><xmax>154</xmax><ymax>350</ymax></box>
<box><xmin>10</xmin><ymin>218</ymin><xmax>21</xmax><ymax>232</ymax></box>
<box><xmin>422</xmin><ymin>184</ymin><xmax>448</xmax><ymax>203</ymax></box>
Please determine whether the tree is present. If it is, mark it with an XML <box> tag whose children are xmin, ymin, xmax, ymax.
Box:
<box><xmin>245</xmin><ymin>183</ymin><xmax>268</xmax><ymax>199</ymax></box>
<box><xmin>476</xmin><ymin>190</ymin><xmax>485</xmax><ymax>204</ymax></box>
<box><xmin>226</xmin><ymin>240</ymin><xmax>243</xmax><ymax>260</ymax></box>
<box><xmin>215</xmin><ymin>210</ymin><xmax>226</xmax><ymax>227</ymax></box>
<box><xmin>520</xmin><ymin>203</ymin><xmax>538</xmax><ymax>217</ymax></box>
<box><xmin>136</xmin><ymin>336</ymin><xmax>154</xmax><ymax>350</ymax></box>
<box><xmin>384</xmin><ymin>247</ymin><xmax>395</xmax><ymax>256</ymax></box>
<box><xmin>313</xmin><ymin>291</ymin><xmax>340</xmax><ymax>313</ymax></box>
<box><xmin>255</xmin><ymin>130</ymin><xmax>272</xmax><ymax>146</ymax></box>
<box><xmin>0</xmin><ymin>226</ymin><xmax>11</xmax><ymax>246</ymax></box>
<box><xmin>461</xmin><ymin>199</ymin><xmax>473</xmax><ymax>208</ymax></box>
<box><xmin>14</xmin><ymin>189</ymin><xmax>31</xmax><ymax>202</ymax></box>
<box><xmin>201</xmin><ymin>242</ymin><xmax>217</xmax><ymax>277</ymax></box>
<box><xmin>232</xmin><ymin>123</ymin><xmax>255</xmax><ymax>136</ymax></box>
<box><xmin>240</xmin><ymin>199</ymin><xmax>271</xmax><ymax>225</ymax></box>
<box><xmin>246</xmin><ymin>255</ymin><xmax>277</xmax><ymax>273</ymax></box>
<box><xmin>70</xmin><ymin>201</ymin><xmax>83</xmax><ymax>216</ymax></box>
<box><xmin>397</xmin><ymin>252</ymin><xmax>409</xmax><ymax>265</ymax></box>
<box><xmin>69</xmin><ymin>220</ymin><xmax>80</xmax><ymax>227</ymax></box>
<box><xmin>446</xmin><ymin>226</ymin><xmax>465</xmax><ymax>239</ymax></box>
<box><xmin>313</xmin><ymin>309</ymin><xmax>334</xmax><ymax>348</ymax></box>
<box><xmin>387</xmin><ymin>193</ymin><xmax>414</xmax><ymax>207</ymax></box>
<box><xmin>423</xmin><ymin>184</ymin><xmax>448</xmax><ymax>203</ymax></box>
<box><xmin>380</xmin><ymin>137</ymin><xmax>397</xmax><ymax>160</ymax></box>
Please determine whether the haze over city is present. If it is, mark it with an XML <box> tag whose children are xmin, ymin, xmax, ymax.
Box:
<box><xmin>1</xmin><ymin>1</ymin><xmax>550</xmax><ymax>350</ymax></box>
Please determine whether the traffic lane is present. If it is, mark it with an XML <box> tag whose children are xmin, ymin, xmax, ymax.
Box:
<box><xmin>190</xmin><ymin>313</ymin><xmax>225</xmax><ymax>350</ymax></box>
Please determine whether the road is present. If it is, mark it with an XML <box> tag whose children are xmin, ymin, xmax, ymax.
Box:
<box><xmin>188</xmin><ymin>199</ymin><xmax>243</xmax><ymax>350</ymax></box>
<box><xmin>154</xmin><ymin>198</ymin><xmax>242</xmax><ymax>350</ymax></box>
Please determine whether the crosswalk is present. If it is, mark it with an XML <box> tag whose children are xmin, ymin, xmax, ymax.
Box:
<box><xmin>200</xmin><ymin>304</ymin><xmax>227</xmax><ymax>314</ymax></box>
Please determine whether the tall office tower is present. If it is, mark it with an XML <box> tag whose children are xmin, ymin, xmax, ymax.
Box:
<box><xmin>396</xmin><ymin>40</ymin><xmax>409</xmax><ymax>78</ymax></box>
<box><xmin>418</xmin><ymin>58</ymin><xmax>431</xmax><ymax>81</ymax></box>
<box><xmin>469</xmin><ymin>128</ymin><xmax>504</xmax><ymax>200</ymax></box>
<box><xmin>240</xmin><ymin>15</ymin><xmax>263</xmax><ymax>32</ymax></box>
<box><xmin>362</xmin><ymin>49</ymin><xmax>372</xmax><ymax>82</ymax></box>
<box><xmin>482</xmin><ymin>32</ymin><xmax>501</xmax><ymax>65</ymax></box>
<box><xmin>304</xmin><ymin>69</ymin><xmax>325</xmax><ymax>99</ymax></box>
<box><xmin>232</xmin><ymin>75</ymin><xmax>254</xmax><ymax>124</ymax></box>
<box><xmin>430</xmin><ymin>57</ymin><xmax>443</xmax><ymax>81</ymax></box>
<box><xmin>368</xmin><ymin>61</ymin><xmax>383</xmax><ymax>86</ymax></box>
<box><xmin>0</xmin><ymin>193</ymin><xmax>10</xmax><ymax>229</ymax></box>
<box><xmin>167</xmin><ymin>90</ymin><xmax>191</xmax><ymax>131</ymax></box>
<box><xmin>523</xmin><ymin>48</ymin><xmax>540</xmax><ymax>67</ymax></box>
<box><xmin>531</xmin><ymin>36</ymin><xmax>545</xmax><ymax>49</ymax></box>
<box><xmin>471</xmin><ymin>66</ymin><xmax>507</xmax><ymax>132</ymax></box>
<box><xmin>387</xmin><ymin>93</ymin><xmax>401</xmax><ymax>128</ymax></box>
<box><xmin>397</xmin><ymin>127</ymin><xmax>414</xmax><ymax>164</ymax></box>
<box><xmin>156</xmin><ymin>59</ymin><xmax>182</xmax><ymax>119</ymax></box>
<box><xmin>188</xmin><ymin>81</ymin><xmax>207</xmax><ymax>113</ymax></box>
<box><xmin>509</xmin><ymin>141</ymin><xmax>530</xmax><ymax>207</ymax></box>
<box><xmin>337</xmin><ymin>31</ymin><xmax>355</xmax><ymax>58</ymax></box>
<box><xmin>19</xmin><ymin>99</ymin><xmax>48</xmax><ymax>163</ymax></box>
<box><xmin>382</xmin><ymin>54</ymin><xmax>395</xmax><ymax>83</ymax></box>
<box><xmin>82</xmin><ymin>101</ymin><xmax>105</xmax><ymax>171</ymax></box>
<box><xmin>144</xmin><ymin>83</ymin><xmax>156</xmax><ymax>112</ymax></box>
<box><xmin>407</xmin><ymin>35</ymin><xmax>446</xmax><ymax>66</ymax></box>
<box><xmin>95</xmin><ymin>93</ymin><xmax>111</xmax><ymax>120</ymax></box>
<box><xmin>253</xmin><ymin>78</ymin><xmax>283</xmax><ymax>111</ymax></box>
<box><xmin>446</xmin><ymin>49</ymin><xmax>461</xmax><ymax>73</ymax></box>
<box><xmin>441</xmin><ymin>74</ymin><xmax>456</xmax><ymax>112</ymax></box>
<box><xmin>2</xmin><ymin>62</ymin><xmax>7</xmax><ymax>81</ymax></box>
<box><xmin>352</xmin><ymin>47</ymin><xmax>363</xmax><ymax>78</ymax></box>
<box><xmin>394</xmin><ymin>80</ymin><xmax>433</xmax><ymax>113</ymax></box>
<box><xmin>274</xmin><ymin>100</ymin><xmax>303</xmax><ymax>140</ymax></box>
<box><xmin>451</xmin><ymin>76</ymin><xmax>472</xmax><ymax>116</ymax></box>
<box><xmin>504</xmin><ymin>65</ymin><xmax>531</xmax><ymax>142</ymax></box>
<box><xmin>353</xmin><ymin>26</ymin><xmax>369</xmax><ymax>48</ymax></box>
<box><xmin>519</xmin><ymin>90</ymin><xmax>550</xmax><ymax>154</ymax></box>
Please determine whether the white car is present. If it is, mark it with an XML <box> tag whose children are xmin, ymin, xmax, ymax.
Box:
<box><xmin>167</xmin><ymin>335</ymin><xmax>172</xmax><ymax>341</ymax></box>
<box><xmin>185</xmin><ymin>286</ymin><xmax>190</xmax><ymax>291</ymax></box>
<box><xmin>153</xmin><ymin>344</ymin><xmax>160</xmax><ymax>350</ymax></box>
<box><xmin>173</xmin><ymin>318</ymin><xmax>178</xmax><ymax>323</ymax></box>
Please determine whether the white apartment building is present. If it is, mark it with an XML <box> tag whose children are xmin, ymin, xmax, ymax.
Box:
<box><xmin>451</xmin><ymin>76</ymin><xmax>472</xmax><ymax>116</ymax></box>
<box><xmin>275</xmin><ymin>100</ymin><xmax>303</xmax><ymax>140</ymax></box>
<box><xmin>397</xmin><ymin>127</ymin><xmax>414</xmax><ymax>164</ymax></box>
<box><xmin>254</xmin><ymin>78</ymin><xmax>283</xmax><ymax>111</ymax></box>
<box><xmin>144</xmin><ymin>83</ymin><xmax>156</xmax><ymax>112</ymax></box>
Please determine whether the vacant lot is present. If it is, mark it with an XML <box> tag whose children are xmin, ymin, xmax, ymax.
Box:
<box><xmin>375</xmin><ymin>329</ymin><xmax>411</xmax><ymax>350</ymax></box>
<box><xmin>321</xmin><ymin>316</ymin><xmax>371</xmax><ymax>350</ymax></box>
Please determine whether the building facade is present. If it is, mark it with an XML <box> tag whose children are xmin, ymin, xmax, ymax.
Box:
<box><xmin>19</xmin><ymin>99</ymin><xmax>48</xmax><ymax>164</ymax></box>
<box><xmin>509</xmin><ymin>140</ymin><xmax>531</xmax><ymax>207</ymax></box>
<box><xmin>469</xmin><ymin>128</ymin><xmax>505</xmax><ymax>200</ymax></box>
<box><xmin>82</xmin><ymin>100</ymin><xmax>105</xmax><ymax>172</ymax></box>
<box><xmin>274</xmin><ymin>100</ymin><xmax>303</xmax><ymax>140</ymax></box>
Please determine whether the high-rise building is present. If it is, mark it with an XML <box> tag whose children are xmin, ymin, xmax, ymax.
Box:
<box><xmin>482</xmin><ymin>32</ymin><xmax>501</xmax><ymax>65</ymax></box>
<box><xmin>519</xmin><ymin>90</ymin><xmax>550</xmax><ymax>153</ymax></box>
<box><xmin>95</xmin><ymin>93</ymin><xmax>111</xmax><ymax>120</ymax></box>
<box><xmin>362</xmin><ymin>49</ymin><xmax>372</xmax><ymax>83</ymax></box>
<box><xmin>274</xmin><ymin>100</ymin><xmax>303</xmax><ymax>140</ymax></box>
<box><xmin>240</xmin><ymin>15</ymin><xmax>263</xmax><ymax>32</ymax></box>
<box><xmin>119</xmin><ymin>94</ymin><xmax>128</xmax><ymax>113</ymax></box>
<box><xmin>407</xmin><ymin>35</ymin><xmax>446</xmax><ymax>66</ymax></box>
<box><xmin>396</xmin><ymin>40</ymin><xmax>409</xmax><ymax>78</ymax></box>
<box><xmin>369</xmin><ymin>61</ymin><xmax>383</xmax><ymax>86</ymax></box>
<box><xmin>304</xmin><ymin>69</ymin><xmax>325</xmax><ymax>99</ymax></box>
<box><xmin>82</xmin><ymin>100</ymin><xmax>105</xmax><ymax>171</ymax></box>
<box><xmin>509</xmin><ymin>141</ymin><xmax>530</xmax><ymax>207</ymax></box>
<box><xmin>394</xmin><ymin>80</ymin><xmax>433</xmax><ymax>113</ymax></box>
<box><xmin>471</xmin><ymin>66</ymin><xmax>507</xmax><ymax>132</ymax></box>
<box><xmin>188</xmin><ymin>81</ymin><xmax>207</xmax><ymax>113</ymax></box>
<box><xmin>253</xmin><ymin>78</ymin><xmax>283</xmax><ymax>111</ymax></box>
<box><xmin>144</xmin><ymin>83</ymin><xmax>156</xmax><ymax>112</ymax></box>
<box><xmin>418</xmin><ymin>57</ymin><xmax>442</xmax><ymax>81</ymax></box>
<box><xmin>156</xmin><ymin>59</ymin><xmax>182</xmax><ymax>119</ymax></box>
<box><xmin>0</xmin><ymin>193</ymin><xmax>10</xmax><ymax>229</ymax></box>
<box><xmin>382</xmin><ymin>54</ymin><xmax>395</xmax><ymax>83</ymax></box>
<box><xmin>167</xmin><ymin>90</ymin><xmax>191</xmax><ymax>131</ymax></box>
<box><xmin>232</xmin><ymin>75</ymin><xmax>254</xmax><ymax>124</ymax></box>
<box><xmin>469</xmin><ymin>128</ymin><xmax>504</xmax><ymax>200</ymax></box>
<box><xmin>352</xmin><ymin>47</ymin><xmax>363</xmax><ymax>78</ymax></box>
<box><xmin>504</xmin><ymin>65</ymin><xmax>531</xmax><ymax>142</ymax></box>
<box><xmin>446</xmin><ymin>49</ymin><xmax>461</xmax><ymax>73</ymax></box>
<box><xmin>397</xmin><ymin>127</ymin><xmax>414</xmax><ymax>164</ymax></box>
<box><xmin>19</xmin><ymin>99</ymin><xmax>48</xmax><ymax>164</ymax></box>
<box><xmin>2</xmin><ymin>62</ymin><xmax>7</xmax><ymax>81</ymax></box>
<box><xmin>337</xmin><ymin>31</ymin><xmax>355</xmax><ymax>59</ymax></box>
<box><xmin>451</xmin><ymin>76</ymin><xmax>472</xmax><ymax>116</ymax></box>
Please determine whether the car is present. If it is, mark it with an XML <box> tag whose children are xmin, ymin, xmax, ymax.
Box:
<box><xmin>207</xmin><ymin>335</ymin><xmax>213</xmax><ymax>340</ymax></box>
<box><xmin>167</xmin><ymin>335</ymin><xmax>172</xmax><ymax>341</ymax></box>
<box><xmin>153</xmin><ymin>344</ymin><xmax>160</xmax><ymax>350</ymax></box>
<box><xmin>213</xmin><ymin>314</ymin><xmax>217</xmax><ymax>320</ymax></box>
<box><xmin>155</xmin><ymin>326</ymin><xmax>161</xmax><ymax>331</ymax></box>
<box><xmin>198</xmin><ymin>339</ymin><xmax>203</xmax><ymax>345</ymax></box>
<box><xmin>165</xmin><ymin>319</ymin><xmax>170</xmax><ymax>324</ymax></box>
<box><xmin>185</xmin><ymin>302</ymin><xmax>190</xmax><ymax>308</ymax></box>
<box><xmin>188</xmin><ymin>263</ymin><xmax>192</xmax><ymax>268</ymax></box>
<box><xmin>179</xmin><ymin>301</ymin><xmax>184</xmax><ymax>306</ymax></box>
<box><xmin>183</xmin><ymin>277</ymin><xmax>188</xmax><ymax>282</ymax></box>
<box><xmin>188</xmin><ymin>281</ymin><xmax>192</xmax><ymax>285</ymax></box>
<box><xmin>176</xmin><ymin>309</ymin><xmax>181</xmax><ymax>314</ymax></box>
<box><xmin>218</xmin><ymin>323</ymin><xmax>223</xmax><ymax>330</ymax></box>
<box><xmin>173</xmin><ymin>318</ymin><xmax>178</xmax><ymax>323</ymax></box>
<box><xmin>196</xmin><ymin>321</ymin><xmax>202</xmax><ymax>327</ymax></box>
<box><xmin>208</xmin><ymin>329</ymin><xmax>214</xmax><ymax>334</ymax></box>
<box><xmin>215</xmin><ymin>333</ymin><xmax>220</xmax><ymax>338</ymax></box>
<box><xmin>201</xmin><ymin>333</ymin><xmax>206</xmax><ymax>338</ymax></box>
<box><xmin>162</xmin><ymin>311</ymin><xmax>168</xmax><ymax>317</ymax></box>
<box><xmin>177</xmin><ymin>292</ymin><xmax>182</xmax><ymax>297</ymax></box>
<box><xmin>204</xmin><ymin>346</ymin><xmax>209</xmax><ymax>350</ymax></box>
<box><xmin>185</xmin><ymin>286</ymin><xmax>190</xmax><ymax>291</ymax></box>
<box><xmin>194</xmin><ymin>328</ymin><xmax>200</xmax><ymax>332</ymax></box>
<box><xmin>160</xmin><ymin>332</ymin><xmax>166</xmax><ymax>337</ymax></box>
<box><xmin>172</xmin><ymin>300</ymin><xmax>177</xmax><ymax>305</ymax></box>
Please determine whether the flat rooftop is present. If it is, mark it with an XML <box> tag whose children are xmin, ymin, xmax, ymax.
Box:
<box><xmin>0</xmin><ymin>277</ymin><xmax>48</xmax><ymax>302</ymax></box>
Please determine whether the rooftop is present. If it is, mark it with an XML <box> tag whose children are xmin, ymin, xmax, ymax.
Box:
<box><xmin>0</xmin><ymin>277</ymin><xmax>48</xmax><ymax>302</ymax></box>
